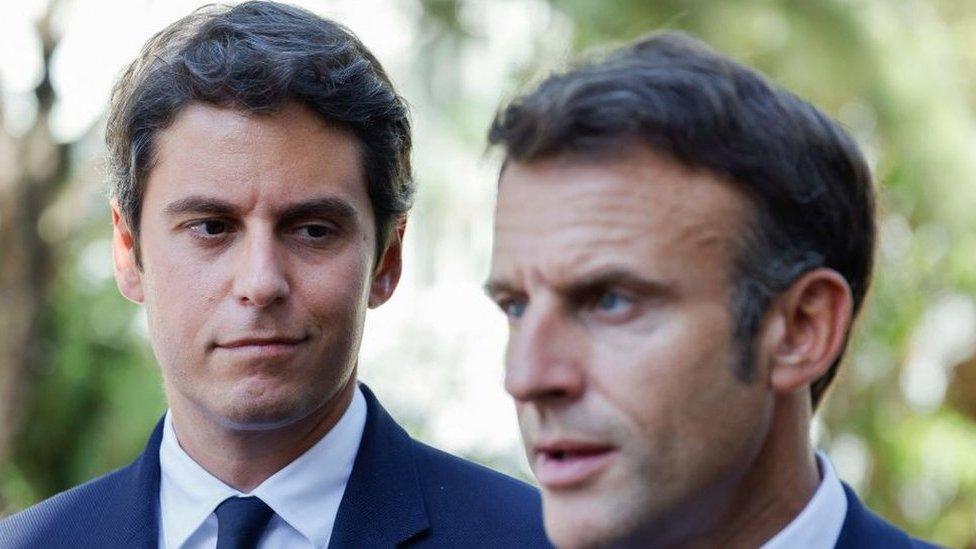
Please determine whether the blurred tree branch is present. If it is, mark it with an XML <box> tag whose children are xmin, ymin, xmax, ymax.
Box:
<box><xmin>0</xmin><ymin>0</ymin><xmax>70</xmax><ymax>497</ymax></box>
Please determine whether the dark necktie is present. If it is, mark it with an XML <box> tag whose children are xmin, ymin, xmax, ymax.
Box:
<box><xmin>214</xmin><ymin>496</ymin><xmax>276</xmax><ymax>549</ymax></box>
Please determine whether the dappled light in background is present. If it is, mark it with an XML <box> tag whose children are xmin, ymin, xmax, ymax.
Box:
<box><xmin>1</xmin><ymin>0</ymin><xmax>974</xmax><ymax>546</ymax></box>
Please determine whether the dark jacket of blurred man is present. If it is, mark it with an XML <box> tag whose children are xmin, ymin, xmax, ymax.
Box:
<box><xmin>0</xmin><ymin>3</ymin><xmax>549</xmax><ymax>548</ymax></box>
<box><xmin>485</xmin><ymin>32</ymin><xmax>940</xmax><ymax>549</ymax></box>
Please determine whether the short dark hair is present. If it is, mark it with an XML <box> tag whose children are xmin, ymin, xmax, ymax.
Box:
<box><xmin>488</xmin><ymin>32</ymin><xmax>875</xmax><ymax>410</ymax></box>
<box><xmin>106</xmin><ymin>1</ymin><xmax>413</xmax><ymax>263</ymax></box>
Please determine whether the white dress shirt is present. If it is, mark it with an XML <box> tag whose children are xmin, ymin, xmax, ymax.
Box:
<box><xmin>761</xmin><ymin>451</ymin><xmax>848</xmax><ymax>549</ymax></box>
<box><xmin>158</xmin><ymin>387</ymin><xmax>367</xmax><ymax>549</ymax></box>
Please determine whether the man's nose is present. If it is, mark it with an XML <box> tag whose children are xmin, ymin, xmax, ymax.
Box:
<box><xmin>504</xmin><ymin>302</ymin><xmax>586</xmax><ymax>403</ymax></box>
<box><xmin>233</xmin><ymin>230</ymin><xmax>290</xmax><ymax>308</ymax></box>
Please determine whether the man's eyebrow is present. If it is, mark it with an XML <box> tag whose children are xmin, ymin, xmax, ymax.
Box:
<box><xmin>278</xmin><ymin>197</ymin><xmax>358</xmax><ymax>222</ymax></box>
<box><xmin>562</xmin><ymin>269</ymin><xmax>674</xmax><ymax>298</ymax></box>
<box><xmin>484</xmin><ymin>270</ymin><xmax>674</xmax><ymax>299</ymax></box>
<box><xmin>161</xmin><ymin>196</ymin><xmax>359</xmax><ymax>221</ymax></box>
<box><xmin>164</xmin><ymin>196</ymin><xmax>238</xmax><ymax>216</ymax></box>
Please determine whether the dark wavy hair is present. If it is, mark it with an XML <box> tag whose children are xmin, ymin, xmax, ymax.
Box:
<box><xmin>106</xmin><ymin>1</ymin><xmax>413</xmax><ymax>263</ymax></box>
<box><xmin>489</xmin><ymin>32</ymin><xmax>875</xmax><ymax>410</ymax></box>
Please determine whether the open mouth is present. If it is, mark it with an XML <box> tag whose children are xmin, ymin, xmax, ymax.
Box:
<box><xmin>533</xmin><ymin>443</ymin><xmax>617</xmax><ymax>488</ymax></box>
<box><xmin>543</xmin><ymin>447</ymin><xmax>608</xmax><ymax>461</ymax></box>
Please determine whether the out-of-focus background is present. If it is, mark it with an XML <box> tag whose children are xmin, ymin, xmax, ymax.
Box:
<box><xmin>0</xmin><ymin>0</ymin><xmax>974</xmax><ymax>545</ymax></box>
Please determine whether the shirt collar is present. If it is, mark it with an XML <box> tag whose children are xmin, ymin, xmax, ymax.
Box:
<box><xmin>760</xmin><ymin>451</ymin><xmax>848</xmax><ymax>549</ymax></box>
<box><xmin>159</xmin><ymin>386</ymin><xmax>367</xmax><ymax>548</ymax></box>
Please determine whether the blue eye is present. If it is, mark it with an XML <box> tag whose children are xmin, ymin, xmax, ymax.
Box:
<box><xmin>502</xmin><ymin>299</ymin><xmax>527</xmax><ymax>319</ymax></box>
<box><xmin>596</xmin><ymin>291</ymin><xmax>630</xmax><ymax>312</ymax></box>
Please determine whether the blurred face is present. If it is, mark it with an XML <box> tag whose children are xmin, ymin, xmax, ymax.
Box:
<box><xmin>488</xmin><ymin>147</ymin><xmax>775</xmax><ymax>548</ymax></box>
<box><xmin>114</xmin><ymin>102</ymin><xmax>400</xmax><ymax>431</ymax></box>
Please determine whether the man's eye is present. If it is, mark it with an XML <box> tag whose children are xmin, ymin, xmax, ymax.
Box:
<box><xmin>188</xmin><ymin>219</ymin><xmax>231</xmax><ymax>237</ymax></box>
<box><xmin>594</xmin><ymin>291</ymin><xmax>632</xmax><ymax>312</ymax></box>
<box><xmin>295</xmin><ymin>224</ymin><xmax>335</xmax><ymax>239</ymax></box>
<box><xmin>499</xmin><ymin>298</ymin><xmax>527</xmax><ymax>319</ymax></box>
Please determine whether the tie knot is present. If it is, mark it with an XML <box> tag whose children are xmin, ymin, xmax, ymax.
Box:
<box><xmin>215</xmin><ymin>496</ymin><xmax>276</xmax><ymax>549</ymax></box>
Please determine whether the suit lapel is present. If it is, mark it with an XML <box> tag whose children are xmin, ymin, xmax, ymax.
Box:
<box><xmin>329</xmin><ymin>384</ymin><xmax>430</xmax><ymax>548</ymax></box>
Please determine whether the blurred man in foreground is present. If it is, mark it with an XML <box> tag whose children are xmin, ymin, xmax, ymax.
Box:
<box><xmin>0</xmin><ymin>2</ymin><xmax>549</xmax><ymax>548</ymax></box>
<box><xmin>486</xmin><ymin>32</ymin><xmax>938</xmax><ymax>549</ymax></box>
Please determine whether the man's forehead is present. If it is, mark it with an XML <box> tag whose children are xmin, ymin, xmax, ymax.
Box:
<box><xmin>151</xmin><ymin>102</ymin><xmax>361</xmax><ymax>174</ymax></box>
<box><xmin>499</xmin><ymin>147</ymin><xmax>747</xmax><ymax>210</ymax></box>
<box><xmin>497</xmin><ymin>152</ymin><xmax>748</xmax><ymax>233</ymax></box>
<box><xmin>491</xmin><ymin>148</ymin><xmax>751</xmax><ymax>288</ymax></box>
<box><xmin>143</xmin><ymin>101</ymin><xmax>368</xmax><ymax>211</ymax></box>
<box><xmin>158</xmin><ymin>101</ymin><xmax>341</xmax><ymax>140</ymax></box>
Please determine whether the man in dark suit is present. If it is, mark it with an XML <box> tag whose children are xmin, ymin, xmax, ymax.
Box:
<box><xmin>485</xmin><ymin>32</ymin><xmax>940</xmax><ymax>548</ymax></box>
<box><xmin>0</xmin><ymin>3</ymin><xmax>549</xmax><ymax>548</ymax></box>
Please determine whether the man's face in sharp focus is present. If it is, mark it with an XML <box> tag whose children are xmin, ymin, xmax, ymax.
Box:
<box><xmin>113</xmin><ymin>102</ymin><xmax>400</xmax><ymax>430</ymax></box>
<box><xmin>488</xmin><ymin>146</ymin><xmax>775</xmax><ymax>548</ymax></box>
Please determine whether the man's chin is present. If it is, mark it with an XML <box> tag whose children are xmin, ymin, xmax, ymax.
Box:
<box><xmin>208</xmin><ymin>387</ymin><xmax>317</xmax><ymax>431</ymax></box>
<box><xmin>542</xmin><ymin>489</ymin><xmax>657</xmax><ymax>549</ymax></box>
<box><xmin>544</xmin><ymin>518</ymin><xmax>616</xmax><ymax>549</ymax></box>
<box><xmin>221</xmin><ymin>409</ymin><xmax>305</xmax><ymax>430</ymax></box>
<box><xmin>543</xmin><ymin>495</ymin><xmax>613</xmax><ymax>549</ymax></box>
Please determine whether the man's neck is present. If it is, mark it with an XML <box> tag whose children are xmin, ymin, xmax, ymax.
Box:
<box><xmin>631</xmin><ymin>392</ymin><xmax>820</xmax><ymax>549</ymax></box>
<box><xmin>690</xmin><ymin>392</ymin><xmax>820</xmax><ymax>549</ymax></box>
<box><xmin>167</xmin><ymin>377</ymin><xmax>358</xmax><ymax>492</ymax></box>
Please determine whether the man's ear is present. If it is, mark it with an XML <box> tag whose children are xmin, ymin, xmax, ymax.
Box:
<box><xmin>368</xmin><ymin>218</ymin><xmax>405</xmax><ymax>308</ymax></box>
<box><xmin>111</xmin><ymin>200</ymin><xmax>144</xmax><ymax>304</ymax></box>
<box><xmin>761</xmin><ymin>268</ymin><xmax>853</xmax><ymax>394</ymax></box>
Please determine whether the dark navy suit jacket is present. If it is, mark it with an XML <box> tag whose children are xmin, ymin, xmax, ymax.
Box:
<box><xmin>0</xmin><ymin>385</ymin><xmax>552</xmax><ymax>548</ymax></box>
<box><xmin>836</xmin><ymin>483</ymin><xmax>942</xmax><ymax>549</ymax></box>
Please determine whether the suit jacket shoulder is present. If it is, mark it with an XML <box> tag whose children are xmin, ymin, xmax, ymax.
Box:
<box><xmin>835</xmin><ymin>483</ymin><xmax>942</xmax><ymax>549</ymax></box>
<box><xmin>409</xmin><ymin>438</ymin><xmax>548</xmax><ymax>546</ymax></box>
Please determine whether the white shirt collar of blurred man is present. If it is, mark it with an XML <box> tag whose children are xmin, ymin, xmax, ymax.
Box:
<box><xmin>158</xmin><ymin>385</ymin><xmax>368</xmax><ymax>549</ymax></box>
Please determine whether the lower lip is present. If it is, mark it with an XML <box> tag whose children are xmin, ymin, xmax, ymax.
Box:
<box><xmin>216</xmin><ymin>342</ymin><xmax>304</xmax><ymax>359</ymax></box>
<box><xmin>533</xmin><ymin>449</ymin><xmax>616</xmax><ymax>489</ymax></box>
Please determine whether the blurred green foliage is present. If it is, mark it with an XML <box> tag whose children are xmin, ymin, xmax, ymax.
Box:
<box><xmin>2</xmin><ymin>0</ymin><xmax>974</xmax><ymax>547</ymax></box>
<box><xmin>1</xmin><ymin>219</ymin><xmax>164</xmax><ymax>509</ymax></box>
